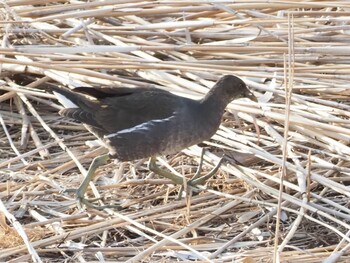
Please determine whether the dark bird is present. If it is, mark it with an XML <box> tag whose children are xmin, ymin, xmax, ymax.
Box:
<box><xmin>52</xmin><ymin>75</ymin><xmax>255</xmax><ymax>209</ymax></box>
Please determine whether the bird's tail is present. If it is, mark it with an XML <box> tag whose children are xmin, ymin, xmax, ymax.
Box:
<box><xmin>50</xmin><ymin>86</ymin><xmax>98</xmax><ymax>110</ymax></box>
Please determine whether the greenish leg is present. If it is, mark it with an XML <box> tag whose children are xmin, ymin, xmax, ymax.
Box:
<box><xmin>178</xmin><ymin>149</ymin><xmax>223</xmax><ymax>197</ymax></box>
<box><xmin>75</xmin><ymin>154</ymin><xmax>121</xmax><ymax>210</ymax></box>
<box><xmin>149</xmin><ymin>150</ymin><xmax>223</xmax><ymax>197</ymax></box>
<box><xmin>177</xmin><ymin>149</ymin><xmax>206</xmax><ymax>197</ymax></box>
<box><xmin>189</xmin><ymin>157</ymin><xmax>223</xmax><ymax>186</ymax></box>
<box><xmin>148</xmin><ymin>156</ymin><xmax>185</xmax><ymax>185</ymax></box>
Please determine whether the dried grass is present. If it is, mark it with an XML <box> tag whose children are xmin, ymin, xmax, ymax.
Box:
<box><xmin>1</xmin><ymin>1</ymin><xmax>350</xmax><ymax>262</ymax></box>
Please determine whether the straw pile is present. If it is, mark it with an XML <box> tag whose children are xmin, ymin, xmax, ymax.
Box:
<box><xmin>1</xmin><ymin>1</ymin><xmax>350</xmax><ymax>262</ymax></box>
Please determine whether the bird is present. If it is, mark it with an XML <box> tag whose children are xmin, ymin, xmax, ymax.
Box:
<box><xmin>52</xmin><ymin>75</ymin><xmax>255</xmax><ymax>209</ymax></box>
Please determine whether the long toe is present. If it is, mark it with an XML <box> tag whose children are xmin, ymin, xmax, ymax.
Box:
<box><xmin>76</xmin><ymin>189</ymin><xmax>122</xmax><ymax>210</ymax></box>
<box><xmin>76</xmin><ymin>188</ymin><xmax>94</xmax><ymax>209</ymax></box>
<box><xmin>188</xmin><ymin>158</ymin><xmax>223</xmax><ymax>187</ymax></box>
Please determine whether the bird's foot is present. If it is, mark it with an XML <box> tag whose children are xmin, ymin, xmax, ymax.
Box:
<box><xmin>188</xmin><ymin>157</ymin><xmax>223</xmax><ymax>186</ymax></box>
<box><xmin>148</xmin><ymin>149</ymin><xmax>223</xmax><ymax>198</ymax></box>
<box><xmin>177</xmin><ymin>149</ymin><xmax>223</xmax><ymax>198</ymax></box>
<box><xmin>78</xmin><ymin>199</ymin><xmax>122</xmax><ymax>210</ymax></box>
<box><xmin>77</xmin><ymin>194</ymin><xmax>122</xmax><ymax>210</ymax></box>
<box><xmin>64</xmin><ymin>187</ymin><xmax>121</xmax><ymax>210</ymax></box>
<box><xmin>63</xmin><ymin>154</ymin><xmax>121</xmax><ymax>210</ymax></box>
<box><xmin>75</xmin><ymin>186</ymin><xmax>100</xmax><ymax>209</ymax></box>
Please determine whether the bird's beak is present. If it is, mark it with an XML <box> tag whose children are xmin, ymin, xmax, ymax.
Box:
<box><xmin>246</xmin><ymin>89</ymin><xmax>257</xmax><ymax>102</ymax></box>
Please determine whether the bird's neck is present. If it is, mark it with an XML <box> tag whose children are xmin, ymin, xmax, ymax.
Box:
<box><xmin>200</xmin><ymin>88</ymin><xmax>229</xmax><ymax>115</ymax></box>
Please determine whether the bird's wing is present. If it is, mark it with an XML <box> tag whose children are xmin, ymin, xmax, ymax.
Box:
<box><xmin>52</xmin><ymin>86</ymin><xmax>179</xmax><ymax>135</ymax></box>
<box><xmin>94</xmin><ymin>90</ymin><xmax>185</xmax><ymax>134</ymax></box>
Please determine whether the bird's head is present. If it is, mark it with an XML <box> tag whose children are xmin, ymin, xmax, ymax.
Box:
<box><xmin>216</xmin><ymin>75</ymin><xmax>256</xmax><ymax>102</ymax></box>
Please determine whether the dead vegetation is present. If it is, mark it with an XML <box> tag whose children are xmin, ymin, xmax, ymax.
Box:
<box><xmin>1</xmin><ymin>1</ymin><xmax>350</xmax><ymax>262</ymax></box>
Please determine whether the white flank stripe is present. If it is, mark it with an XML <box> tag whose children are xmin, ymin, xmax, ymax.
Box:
<box><xmin>105</xmin><ymin>115</ymin><xmax>176</xmax><ymax>139</ymax></box>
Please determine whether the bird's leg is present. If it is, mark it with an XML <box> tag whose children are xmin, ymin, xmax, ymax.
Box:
<box><xmin>178</xmin><ymin>149</ymin><xmax>223</xmax><ymax>198</ymax></box>
<box><xmin>177</xmin><ymin>149</ymin><xmax>205</xmax><ymax>198</ymax></box>
<box><xmin>75</xmin><ymin>154</ymin><xmax>110</xmax><ymax>209</ymax></box>
<box><xmin>188</xmin><ymin>148</ymin><xmax>206</xmax><ymax>184</ymax></box>
<box><xmin>189</xmin><ymin>154</ymin><xmax>223</xmax><ymax>186</ymax></box>
<box><xmin>148</xmin><ymin>156</ymin><xmax>185</xmax><ymax>185</ymax></box>
<box><xmin>149</xmin><ymin>151</ymin><xmax>223</xmax><ymax>198</ymax></box>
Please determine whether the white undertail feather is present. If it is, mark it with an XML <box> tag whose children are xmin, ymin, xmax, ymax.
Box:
<box><xmin>53</xmin><ymin>91</ymin><xmax>78</xmax><ymax>108</ymax></box>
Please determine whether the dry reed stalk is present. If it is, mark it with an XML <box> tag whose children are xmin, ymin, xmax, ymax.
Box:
<box><xmin>1</xmin><ymin>1</ymin><xmax>350</xmax><ymax>262</ymax></box>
